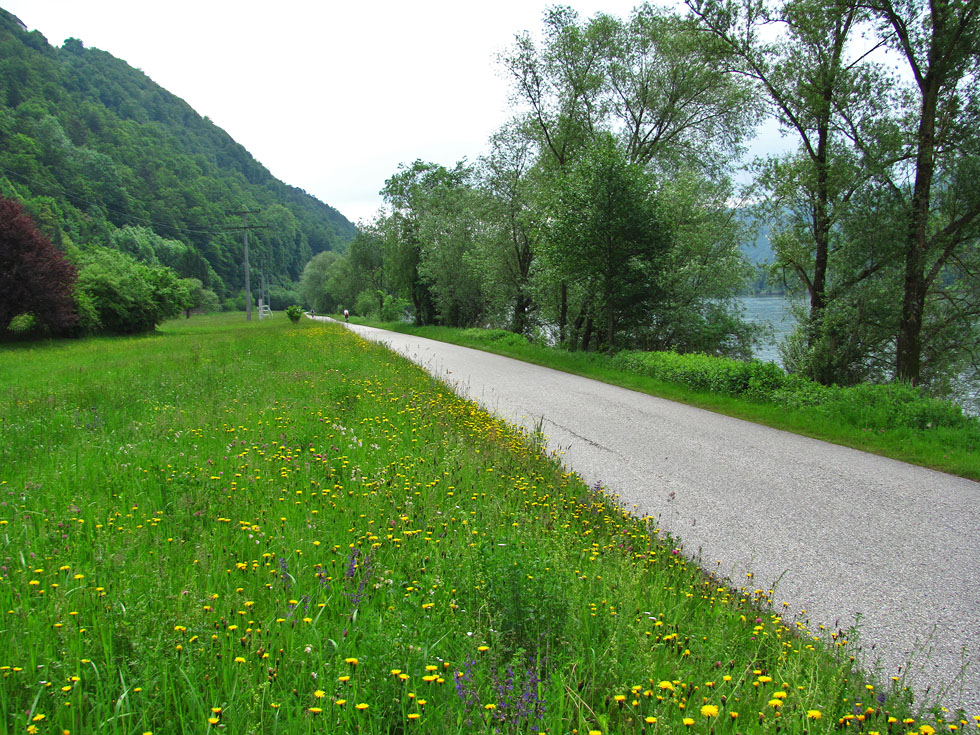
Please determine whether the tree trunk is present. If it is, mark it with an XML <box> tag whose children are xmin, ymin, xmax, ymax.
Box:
<box><xmin>582</xmin><ymin>316</ymin><xmax>594</xmax><ymax>352</ymax></box>
<box><xmin>896</xmin><ymin>73</ymin><xmax>939</xmax><ymax>386</ymax></box>
<box><xmin>558</xmin><ymin>282</ymin><xmax>568</xmax><ymax>345</ymax></box>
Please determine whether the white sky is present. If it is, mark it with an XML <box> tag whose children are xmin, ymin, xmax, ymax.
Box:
<box><xmin>4</xmin><ymin>0</ymin><xmax>788</xmax><ymax>225</ymax></box>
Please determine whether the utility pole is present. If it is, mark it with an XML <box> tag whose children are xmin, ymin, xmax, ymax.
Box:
<box><xmin>225</xmin><ymin>210</ymin><xmax>268</xmax><ymax>321</ymax></box>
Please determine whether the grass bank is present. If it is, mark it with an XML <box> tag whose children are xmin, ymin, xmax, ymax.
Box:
<box><xmin>351</xmin><ymin>319</ymin><xmax>980</xmax><ymax>481</ymax></box>
<box><xmin>0</xmin><ymin>314</ymin><xmax>971</xmax><ymax>733</ymax></box>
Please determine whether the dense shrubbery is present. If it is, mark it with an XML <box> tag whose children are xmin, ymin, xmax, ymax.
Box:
<box><xmin>612</xmin><ymin>349</ymin><xmax>975</xmax><ymax>431</ymax></box>
<box><xmin>74</xmin><ymin>246</ymin><xmax>189</xmax><ymax>333</ymax></box>
<box><xmin>458</xmin><ymin>328</ymin><xmax>531</xmax><ymax>350</ymax></box>
<box><xmin>613</xmin><ymin>350</ymin><xmax>788</xmax><ymax>401</ymax></box>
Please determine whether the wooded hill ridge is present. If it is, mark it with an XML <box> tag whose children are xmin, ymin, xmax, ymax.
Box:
<box><xmin>0</xmin><ymin>8</ymin><xmax>356</xmax><ymax>296</ymax></box>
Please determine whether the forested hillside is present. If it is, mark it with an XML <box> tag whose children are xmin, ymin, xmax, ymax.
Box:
<box><xmin>0</xmin><ymin>8</ymin><xmax>355</xmax><ymax>297</ymax></box>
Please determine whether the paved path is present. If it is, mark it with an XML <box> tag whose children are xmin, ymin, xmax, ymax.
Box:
<box><xmin>334</xmin><ymin>319</ymin><xmax>980</xmax><ymax>713</ymax></box>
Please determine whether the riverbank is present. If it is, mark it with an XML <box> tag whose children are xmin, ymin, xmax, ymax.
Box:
<box><xmin>350</xmin><ymin>317</ymin><xmax>980</xmax><ymax>480</ymax></box>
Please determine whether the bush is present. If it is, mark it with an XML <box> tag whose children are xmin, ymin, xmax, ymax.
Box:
<box><xmin>75</xmin><ymin>246</ymin><xmax>190</xmax><ymax>334</ymax></box>
<box><xmin>0</xmin><ymin>196</ymin><xmax>78</xmax><ymax>336</ymax></box>
<box><xmin>815</xmin><ymin>382</ymin><xmax>970</xmax><ymax>431</ymax></box>
<box><xmin>459</xmin><ymin>328</ymin><xmax>531</xmax><ymax>350</ymax></box>
<box><xmin>285</xmin><ymin>304</ymin><xmax>303</xmax><ymax>323</ymax></box>
<box><xmin>610</xmin><ymin>348</ymin><xmax>972</xmax><ymax>433</ymax></box>
<box><xmin>354</xmin><ymin>288</ymin><xmax>378</xmax><ymax>318</ymax></box>
<box><xmin>381</xmin><ymin>294</ymin><xmax>411</xmax><ymax>322</ymax></box>
<box><xmin>269</xmin><ymin>286</ymin><xmax>300</xmax><ymax>311</ymax></box>
<box><xmin>611</xmin><ymin>350</ymin><xmax>789</xmax><ymax>401</ymax></box>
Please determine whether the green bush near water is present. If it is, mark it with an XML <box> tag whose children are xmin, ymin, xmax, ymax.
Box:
<box><xmin>612</xmin><ymin>350</ymin><xmax>974</xmax><ymax>432</ymax></box>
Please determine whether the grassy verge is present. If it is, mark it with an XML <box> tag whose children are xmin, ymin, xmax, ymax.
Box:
<box><xmin>0</xmin><ymin>314</ymin><xmax>971</xmax><ymax>733</ymax></box>
<box><xmin>350</xmin><ymin>319</ymin><xmax>980</xmax><ymax>481</ymax></box>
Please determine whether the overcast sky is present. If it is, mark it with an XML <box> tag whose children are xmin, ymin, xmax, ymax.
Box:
<box><xmin>4</xmin><ymin>0</ymin><xmax>786</xmax><ymax>225</ymax></box>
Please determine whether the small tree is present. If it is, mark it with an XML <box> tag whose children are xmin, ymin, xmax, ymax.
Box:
<box><xmin>544</xmin><ymin>135</ymin><xmax>668</xmax><ymax>349</ymax></box>
<box><xmin>0</xmin><ymin>196</ymin><xmax>78</xmax><ymax>336</ymax></box>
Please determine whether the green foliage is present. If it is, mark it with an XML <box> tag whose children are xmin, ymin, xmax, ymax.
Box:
<box><xmin>613</xmin><ymin>350</ymin><xmax>788</xmax><ymax>401</ymax></box>
<box><xmin>472</xmin><ymin>540</ymin><xmax>571</xmax><ymax>656</ymax></box>
<box><xmin>284</xmin><ymin>304</ymin><xmax>303</xmax><ymax>322</ymax></box>
<box><xmin>0</xmin><ymin>12</ymin><xmax>354</xmax><ymax>296</ymax></box>
<box><xmin>354</xmin><ymin>288</ymin><xmax>378</xmax><ymax>318</ymax></box>
<box><xmin>74</xmin><ymin>246</ymin><xmax>190</xmax><ymax>333</ymax></box>
<box><xmin>380</xmin><ymin>294</ymin><xmax>410</xmax><ymax>322</ymax></box>
<box><xmin>180</xmin><ymin>278</ymin><xmax>220</xmax><ymax>315</ymax></box>
<box><xmin>544</xmin><ymin>135</ymin><xmax>670</xmax><ymax>348</ymax></box>
<box><xmin>612</xmin><ymin>349</ymin><xmax>974</xmax><ymax>433</ymax></box>
<box><xmin>268</xmin><ymin>285</ymin><xmax>299</xmax><ymax>311</ymax></box>
<box><xmin>299</xmin><ymin>250</ymin><xmax>344</xmax><ymax>313</ymax></box>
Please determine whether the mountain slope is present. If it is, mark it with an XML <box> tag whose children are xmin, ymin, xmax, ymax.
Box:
<box><xmin>0</xmin><ymin>8</ymin><xmax>355</xmax><ymax>293</ymax></box>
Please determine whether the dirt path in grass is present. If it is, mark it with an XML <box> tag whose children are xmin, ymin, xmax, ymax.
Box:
<box><xmin>328</xmin><ymin>318</ymin><xmax>980</xmax><ymax>714</ymax></box>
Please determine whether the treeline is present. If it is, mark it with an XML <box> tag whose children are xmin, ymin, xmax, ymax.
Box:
<box><xmin>0</xmin><ymin>8</ymin><xmax>355</xmax><ymax>307</ymax></box>
<box><xmin>303</xmin><ymin>1</ymin><xmax>979</xmax><ymax>393</ymax></box>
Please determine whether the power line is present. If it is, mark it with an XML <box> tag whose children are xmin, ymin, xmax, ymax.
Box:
<box><xmin>224</xmin><ymin>210</ymin><xmax>268</xmax><ymax>322</ymax></box>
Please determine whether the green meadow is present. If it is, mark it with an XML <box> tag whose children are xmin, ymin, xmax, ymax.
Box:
<box><xmin>1</xmin><ymin>314</ymin><xmax>973</xmax><ymax>734</ymax></box>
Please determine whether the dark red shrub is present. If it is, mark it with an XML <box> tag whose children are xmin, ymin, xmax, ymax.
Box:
<box><xmin>0</xmin><ymin>197</ymin><xmax>78</xmax><ymax>336</ymax></box>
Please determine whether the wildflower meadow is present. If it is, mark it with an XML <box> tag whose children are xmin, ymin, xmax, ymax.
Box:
<box><xmin>1</xmin><ymin>314</ymin><xmax>973</xmax><ymax>734</ymax></box>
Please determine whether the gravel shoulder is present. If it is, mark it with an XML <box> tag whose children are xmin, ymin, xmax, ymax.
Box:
<box><xmin>338</xmin><ymin>319</ymin><xmax>980</xmax><ymax>714</ymax></box>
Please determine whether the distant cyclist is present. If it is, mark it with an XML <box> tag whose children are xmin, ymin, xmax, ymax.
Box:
<box><xmin>343</xmin><ymin>308</ymin><xmax>349</xmax><ymax>323</ymax></box>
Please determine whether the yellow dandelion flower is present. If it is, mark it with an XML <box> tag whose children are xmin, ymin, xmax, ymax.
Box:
<box><xmin>645</xmin><ymin>716</ymin><xmax>658</xmax><ymax>724</ymax></box>
<box><xmin>485</xmin><ymin>703</ymin><xmax>497</xmax><ymax>710</ymax></box>
<box><xmin>808</xmin><ymin>710</ymin><xmax>823</xmax><ymax>720</ymax></box>
<box><xmin>683</xmin><ymin>717</ymin><xmax>696</xmax><ymax>726</ymax></box>
<box><xmin>768</xmin><ymin>699</ymin><xmax>783</xmax><ymax>708</ymax></box>
<box><xmin>345</xmin><ymin>658</ymin><xmax>359</xmax><ymax>665</ymax></box>
<box><xmin>335</xmin><ymin>699</ymin><xmax>347</xmax><ymax>706</ymax></box>
<box><xmin>356</xmin><ymin>703</ymin><xmax>369</xmax><ymax>710</ymax></box>
<box><xmin>309</xmin><ymin>706</ymin><xmax>322</xmax><ymax>714</ymax></box>
<box><xmin>207</xmin><ymin>716</ymin><xmax>219</xmax><ymax>725</ymax></box>
<box><xmin>701</xmin><ymin>704</ymin><xmax>719</xmax><ymax>717</ymax></box>
<box><xmin>659</xmin><ymin>681</ymin><xmax>674</xmax><ymax>691</ymax></box>
<box><xmin>314</xmin><ymin>690</ymin><xmax>325</xmax><ymax>698</ymax></box>
<box><xmin>408</xmin><ymin>713</ymin><xmax>420</xmax><ymax>720</ymax></box>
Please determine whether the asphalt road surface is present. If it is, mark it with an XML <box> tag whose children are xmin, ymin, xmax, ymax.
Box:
<box><xmin>335</xmin><ymin>319</ymin><xmax>980</xmax><ymax>714</ymax></box>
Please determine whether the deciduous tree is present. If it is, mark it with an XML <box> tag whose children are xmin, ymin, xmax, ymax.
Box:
<box><xmin>0</xmin><ymin>196</ymin><xmax>77</xmax><ymax>336</ymax></box>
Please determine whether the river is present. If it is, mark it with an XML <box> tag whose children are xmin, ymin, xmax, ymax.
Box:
<box><xmin>739</xmin><ymin>294</ymin><xmax>796</xmax><ymax>365</ymax></box>
<box><xmin>738</xmin><ymin>294</ymin><xmax>979</xmax><ymax>414</ymax></box>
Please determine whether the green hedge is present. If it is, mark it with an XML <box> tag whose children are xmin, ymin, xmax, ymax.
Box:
<box><xmin>612</xmin><ymin>350</ymin><xmax>973</xmax><ymax>431</ymax></box>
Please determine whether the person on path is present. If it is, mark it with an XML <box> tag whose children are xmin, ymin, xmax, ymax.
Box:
<box><xmin>343</xmin><ymin>309</ymin><xmax>349</xmax><ymax>323</ymax></box>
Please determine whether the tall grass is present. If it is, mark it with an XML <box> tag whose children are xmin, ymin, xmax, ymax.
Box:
<box><xmin>0</xmin><ymin>314</ymin><xmax>972</xmax><ymax>733</ymax></box>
